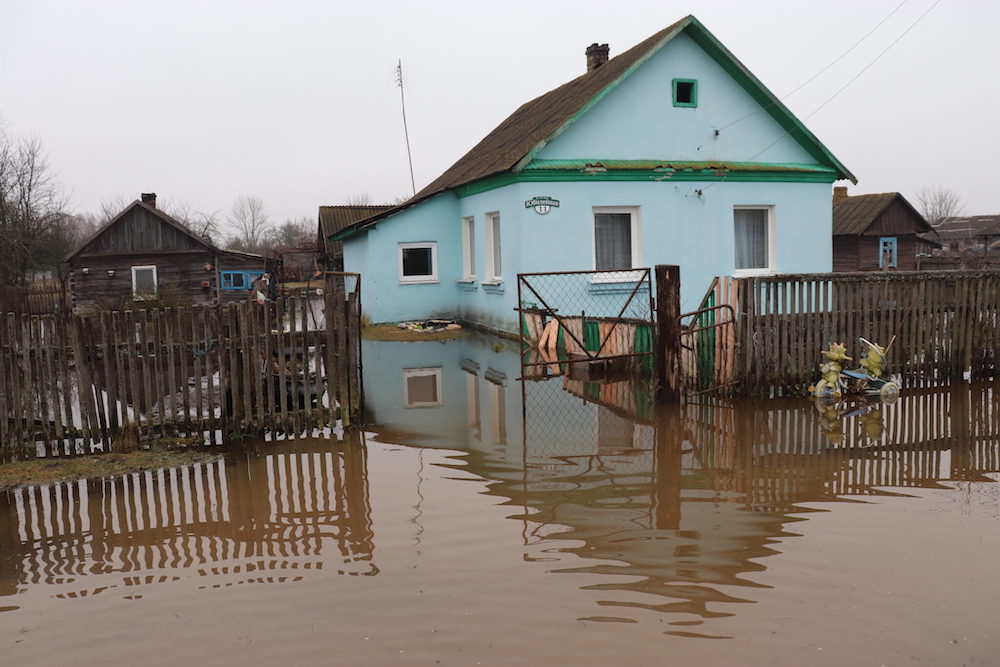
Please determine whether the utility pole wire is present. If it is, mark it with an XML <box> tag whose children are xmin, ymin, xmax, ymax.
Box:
<box><xmin>748</xmin><ymin>0</ymin><xmax>941</xmax><ymax>162</ymax></box>
<box><xmin>396</xmin><ymin>60</ymin><xmax>417</xmax><ymax>197</ymax></box>
<box><xmin>719</xmin><ymin>0</ymin><xmax>909</xmax><ymax>132</ymax></box>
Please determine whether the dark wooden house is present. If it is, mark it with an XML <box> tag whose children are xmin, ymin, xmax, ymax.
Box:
<box><xmin>66</xmin><ymin>193</ymin><xmax>266</xmax><ymax>312</ymax></box>
<box><xmin>832</xmin><ymin>188</ymin><xmax>934</xmax><ymax>272</ymax></box>
<box><xmin>318</xmin><ymin>205</ymin><xmax>392</xmax><ymax>271</ymax></box>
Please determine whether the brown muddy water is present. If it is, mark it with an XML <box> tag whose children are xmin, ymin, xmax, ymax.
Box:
<box><xmin>1</xmin><ymin>337</ymin><xmax>999</xmax><ymax>666</ymax></box>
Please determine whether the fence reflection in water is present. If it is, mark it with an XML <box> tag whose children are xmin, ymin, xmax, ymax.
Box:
<box><xmin>0</xmin><ymin>433</ymin><xmax>374</xmax><ymax>600</ymax></box>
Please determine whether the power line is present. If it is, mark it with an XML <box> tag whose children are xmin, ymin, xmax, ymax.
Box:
<box><xmin>748</xmin><ymin>0</ymin><xmax>941</xmax><ymax>162</ymax></box>
<box><xmin>719</xmin><ymin>0</ymin><xmax>909</xmax><ymax>132</ymax></box>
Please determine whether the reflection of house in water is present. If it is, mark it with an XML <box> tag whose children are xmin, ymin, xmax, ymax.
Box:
<box><xmin>365</xmin><ymin>339</ymin><xmax>1000</xmax><ymax>626</ymax></box>
<box><xmin>0</xmin><ymin>435</ymin><xmax>373</xmax><ymax>600</ymax></box>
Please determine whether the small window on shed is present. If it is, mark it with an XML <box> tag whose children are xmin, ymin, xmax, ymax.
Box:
<box><xmin>131</xmin><ymin>265</ymin><xmax>157</xmax><ymax>300</ymax></box>
<box><xmin>673</xmin><ymin>79</ymin><xmax>698</xmax><ymax>107</ymax></box>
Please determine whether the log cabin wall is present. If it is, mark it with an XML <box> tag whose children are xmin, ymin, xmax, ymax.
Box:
<box><xmin>832</xmin><ymin>195</ymin><xmax>933</xmax><ymax>273</ymax></box>
<box><xmin>66</xmin><ymin>201</ymin><xmax>264</xmax><ymax>312</ymax></box>
<box><xmin>68</xmin><ymin>251</ymin><xmax>218</xmax><ymax>311</ymax></box>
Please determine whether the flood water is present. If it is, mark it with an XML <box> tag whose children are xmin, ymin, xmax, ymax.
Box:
<box><xmin>1</xmin><ymin>335</ymin><xmax>999</xmax><ymax>665</ymax></box>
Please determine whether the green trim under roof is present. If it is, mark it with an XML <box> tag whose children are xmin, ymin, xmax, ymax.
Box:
<box><xmin>454</xmin><ymin>166</ymin><xmax>837</xmax><ymax>198</ymax></box>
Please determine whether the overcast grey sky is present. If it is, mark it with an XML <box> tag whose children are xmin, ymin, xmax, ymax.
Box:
<box><xmin>2</xmin><ymin>0</ymin><xmax>997</xmax><ymax>229</ymax></box>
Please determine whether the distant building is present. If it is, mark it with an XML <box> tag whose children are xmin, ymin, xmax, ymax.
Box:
<box><xmin>832</xmin><ymin>188</ymin><xmax>934</xmax><ymax>272</ymax></box>
<box><xmin>926</xmin><ymin>215</ymin><xmax>1000</xmax><ymax>255</ymax></box>
<box><xmin>65</xmin><ymin>193</ymin><xmax>265</xmax><ymax>312</ymax></box>
<box><xmin>318</xmin><ymin>205</ymin><xmax>392</xmax><ymax>271</ymax></box>
<box><xmin>330</xmin><ymin>15</ymin><xmax>855</xmax><ymax>334</ymax></box>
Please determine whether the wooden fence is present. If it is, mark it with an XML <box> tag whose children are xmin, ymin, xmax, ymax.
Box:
<box><xmin>0</xmin><ymin>282</ymin><xmax>67</xmax><ymax>316</ymax></box>
<box><xmin>733</xmin><ymin>270</ymin><xmax>1000</xmax><ymax>396</ymax></box>
<box><xmin>0</xmin><ymin>273</ymin><xmax>362</xmax><ymax>458</ymax></box>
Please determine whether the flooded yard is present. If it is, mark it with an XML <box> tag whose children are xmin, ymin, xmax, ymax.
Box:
<box><xmin>1</xmin><ymin>335</ymin><xmax>999</xmax><ymax>665</ymax></box>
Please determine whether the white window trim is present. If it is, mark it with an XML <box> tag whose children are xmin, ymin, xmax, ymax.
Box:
<box><xmin>732</xmin><ymin>205</ymin><xmax>776</xmax><ymax>278</ymax></box>
<box><xmin>403</xmin><ymin>367</ymin><xmax>442</xmax><ymax>408</ymax></box>
<box><xmin>398</xmin><ymin>242</ymin><xmax>438</xmax><ymax>284</ymax></box>
<box><xmin>461</xmin><ymin>216</ymin><xmax>476</xmax><ymax>281</ymax></box>
<box><xmin>484</xmin><ymin>212</ymin><xmax>502</xmax><ymax>284</ymax></box>
<box><xmin>591</xmin><ymin>206</ymin><xmax>642</xmax><ymax>283</ymax></box>
<box><xmin>131</xmin><ymin>265</ymin><xmax>158</xmax><ymax>300</ymax></box>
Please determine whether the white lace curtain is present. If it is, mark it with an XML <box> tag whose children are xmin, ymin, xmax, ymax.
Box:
<box><xmin>734</xmin><ymin>209</ymin><xmax>768</xmax><ymax>270</ymax></box>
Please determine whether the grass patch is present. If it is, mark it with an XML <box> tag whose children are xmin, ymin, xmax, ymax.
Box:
<box><xmin>362</xmin><ymin>324</ymin><xmax>466</xmax><ymax>342</ymax></box>
<box><xmin>0</xmin><ymin>440</ymin><xmax>222</xmax><ymax>491</ymax></box>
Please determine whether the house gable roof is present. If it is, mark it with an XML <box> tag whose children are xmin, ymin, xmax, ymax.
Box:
<box><xmin>333</xmin><ymin>15</ymin><xmax>855</xmax><ymax>244</ymax></box>
<box><xmin>414</xmin><ymin>14</ymin><xmax>854</xmax><ymax>201</ymax></box>
<box><xmin>930</xmin><ymin>215</ymin><xmax>1000</xmax><ymax>240</ymax></box>
<box><xmin>833</xmin><ymin>193</ymin><xmax>933</xmax><ymax>236</ymax></box>
<box><xmin>66</xmin><ymin>200</ymin><xmax>261</xmax><ymax>261</ymax></box>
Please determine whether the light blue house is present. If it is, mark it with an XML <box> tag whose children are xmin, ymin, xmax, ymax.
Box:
<box><xmin>331</xmin><ymin>15</ymin><xmax>855</xmax><ymax>334</ymax></box>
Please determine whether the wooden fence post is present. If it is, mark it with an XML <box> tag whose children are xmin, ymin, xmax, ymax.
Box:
<box><xmin>655</xmin><ymin>264</ymin><xmax>681</xmax><ymax>403</ymax></box>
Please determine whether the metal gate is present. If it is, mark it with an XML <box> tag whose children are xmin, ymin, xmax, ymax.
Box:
<box><xmin>517</xmin><ymin>269</ymin><xmax>655</xmax><ymax>378</ymax></box>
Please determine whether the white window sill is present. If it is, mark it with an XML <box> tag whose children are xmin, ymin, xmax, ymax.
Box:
<box><xmin>399</xmin><ymin>277</ymin><xmax>439</xmax><ymax>285</ymax></box>
<box><xmin>481</xmin><ymin>279</ymin><xmax>503</xmax><ymax>286</ymax></box>
<box><xmin>732</xmin><ymin>268</ymin><xmax>775</xmax><ymax>278</ymax></box>
<box><xmin>590</xmin><ymin>270</ymin><xmax>646</xmax><ymax>284</ymax></box>
<box><xmin>456</xmin><ymin>277</ymin><xmax>477</xmax><ymax>284</ymax></box>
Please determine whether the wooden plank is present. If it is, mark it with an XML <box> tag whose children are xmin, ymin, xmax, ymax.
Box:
<box><xmin>301</xmin><ymin>295</ymin><xmax>315</xmax><ymax>430</ymax></box>
<box><xmin>99</xmin><ymin>311</ymin><xmax>119</xmax><ymax>437</ymax></box>
<box><xmin>191</xmin><ymin>306</ymin><xmax>204</xmax><ymax>431</ymax></box>
<box><xmin>288</xmin><ymin>296</ymin><xmax>302</xmax><ymax>433</ymax></box>
<box><xmin>239</xmin><ymin>303</ymin><xmax>253</xmax><ymax>428</ymax></box>
<box><xmin>347</xmin><ymin>290</ymin><xmax>362</xmax><ymax>423</ymax></box>
<box><xmin>84</xmin><ymin>317</ymin><xmax>110</xmax><ymax>450</ymax></box>
<box><xmin>276</xmin><ymin>299</ymin><xmax>289</xmax><ymax>431</ymax></box>
<box><xmin>125</xmin><ymin>309</ymin><xmax>142</xmax><ymax>435</ymax></box>
<box><xmin>111</xmin><ymin>311</ymin><xmax>130</xmax><ymax>432</ymax></box>
<box><xmin>67</xmin><ymin>315</ymin><xmax>94</xmax><ymax>453</ymax></box>
<box><xmin>221</xmin><ymin>306</ymin><xmax>237</xmax><ymax>428</ymax></box>
<box><xmin>165</xmin><ymin>308</ymin><xmax>178</xmax><ymax>432</ymax></box>
<box><xmin>153</xmin><ymin>308</ymin><xmax>166</xmax><ymax>435</ymax></box>
<box><xmin>323</xmin><ymin>284</ymin><xmax>337</xmax><ymax>426</ymax></box>
<box><xmin>0</xmin><ymin>313</ymin><xmax>11</xmax><ymax>453</ymax></box>
<box><xmin>253</xmin><ymin>302</ymin><xmax>267</xmax><ymax>430</ymax></box>
<box><xmin>205</xmin><ymin>306</ymin><xmax>219</xmax><ymax>434</ymax></box>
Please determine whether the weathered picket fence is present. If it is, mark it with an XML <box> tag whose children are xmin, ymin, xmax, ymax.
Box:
<box><xmin>0</xmin><ymin>273</ymin><xmax>362</xmax><ymax>458</ymax></box>
<box><xmin>733</xmin><ymin>270</ymin><xmax>1000</xmax><ymax>396</ymax></box>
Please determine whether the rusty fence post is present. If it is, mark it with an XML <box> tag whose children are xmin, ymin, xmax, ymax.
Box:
<box><xmin>655</xmin><ymin>264</ymin><xmax>681</xmax><ymax>403</ymax></box>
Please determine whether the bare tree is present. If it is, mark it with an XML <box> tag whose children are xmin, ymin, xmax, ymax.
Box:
<box><xmin>227</xmin><ymin>194</ymin><xmax>271</xmax><ymax>252</ymax></box>
<box><xmin>345</xmin><ymin>192</ymin><xmax>373</xmax><ymax>206</ymax></box>
<box><xmin>163</xmin><ymin>197</ymin><xmax>221</xmax><ymax>244</ymax></box>
<box><xmin>915</xmin><ymin>186</ymin><xmax>964</xmax><ymax>227</ymax></box>
<box><xmin>267</xmin><ymin>217</ymin><xmax>314</xmax><ymax>250</ymax></box>
<box><xmin>0</xmin><ymin>127</ymin><xmax>68</xmax><ymax>285</ymax></box>
<box><xmin>98</xmin><ymin>194</ymin><xmax>131</xmax><ymax>223</ymax></box>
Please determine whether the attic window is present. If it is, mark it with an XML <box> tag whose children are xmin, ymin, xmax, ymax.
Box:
<box><xmin>673</xmin><ymin>79</ymin><xmax>697</xmax><ymax>107</ymax></box>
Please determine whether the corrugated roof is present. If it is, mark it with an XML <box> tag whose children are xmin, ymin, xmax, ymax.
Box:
<box><xmin>832</xmin><ymin>192</ymin><xmax>932</xmax><ymax>236</ymax></box>
<box><xmin>318</xmin><ymin>205</ymin><xmax>394</xmax><ymax>240</ymax></box>
<box><xmin>930</xmin><ymin>215</ymin><xmax>1000</xmax><ymax>240</ymax></box>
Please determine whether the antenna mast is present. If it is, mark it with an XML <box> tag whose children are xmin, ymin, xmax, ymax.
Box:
<box><xmin>396</xmin><ymin>60</ymin><xmax>417</xmax><ymax>196</ymax></box>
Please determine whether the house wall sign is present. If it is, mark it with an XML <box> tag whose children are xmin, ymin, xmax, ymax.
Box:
<box><xmin>524</xmin><ymin>196</ymin><xmax>560</xmax><ymax>215</ymax></box>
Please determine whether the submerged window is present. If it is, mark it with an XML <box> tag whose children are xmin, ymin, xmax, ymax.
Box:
<box><xmin>880</xmin><ymin>237</ymin><xmax>898</xmax><ymax>269</ymax></box>
<box><xmin>399</xmin><ymin>242</ymin><xmax>438</xmax><ymax>283</ymax></box>
<box><xmin>673</xmin><ymin>79</ymin><xmax>698</xmax><ymax>107</ymax></box>
<box><xmin>733</xmin><ymin>207</ymin><xmax>774</xmax><ymax>275</ymax></box>
<box><xmin>131</xmin><ymin>265</ymin><xmax>157</xmax><ymax>300</ymax></box>
<box><xmin>403</xmin><ymin>367</ymin><xmax>442</xmax><ymax>408</ymax></box>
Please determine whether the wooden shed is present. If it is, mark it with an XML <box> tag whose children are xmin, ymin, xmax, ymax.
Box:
<box><xmin>832</xmin><ymin>188</ymin><xmax>934</xmax><ymax>272</ymax></box>
<box><xmin>66</xmin><ymin>193</ymin><xmax>266</xmax><ymax>312</ymax></box>
<box><xmin>318</xmin><ymin>205</ymin><xmax>392</xmax><ymax>271</ymax></box>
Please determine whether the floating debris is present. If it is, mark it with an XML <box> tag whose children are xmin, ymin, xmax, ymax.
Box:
<box><xmin>395</xmin><ymin>320</ymin><xmax>462</xmax><ymax>332</ymax></box>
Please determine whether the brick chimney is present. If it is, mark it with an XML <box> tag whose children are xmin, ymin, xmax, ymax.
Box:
<box><xmin>833</xmin><ymin>186</ymin><xmax>848</xmax><ymax>203</ymax></box>
<box><xmin>141</xmin><ymin>192</ymin><xmax>157</xmax><ymax>208</ymax></box>
<box><xmin>586</xmin><ymin>43</ymin><xmax>609</xmax><ymax>72</ymax></box>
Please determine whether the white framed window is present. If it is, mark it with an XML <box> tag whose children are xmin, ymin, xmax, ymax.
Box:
<box><xmin>131</xmin><ymin>265</ymin><xmax>158</xmax><ymax>300</ymax></box>
<box><xmin>398</xmin><ymin>242</ymin><xmax>438</xmax><ymax>283</ymax></box>
<box><xmin>484</xmin><ymin>212</ymin><xmax>502</xmax><ymax>283</ymax></box>
<box><xmin>592</xmin><ymin>206</ymin><xmax>643</xmax><ymax>282</ymax></box>
<box><xmin>403</xmin><ymin>367</ymin><xmax>442</xmax><ymax>408</ymax></box>
<box><xmin>733</xmin><ymin>206</ymin><xmax>775</xmax><ymax>277</ymax></box>
<box><xmin>461</xmin><ymin>216</ymin><xmax>476</xmax><ymax>280</ymax></box>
